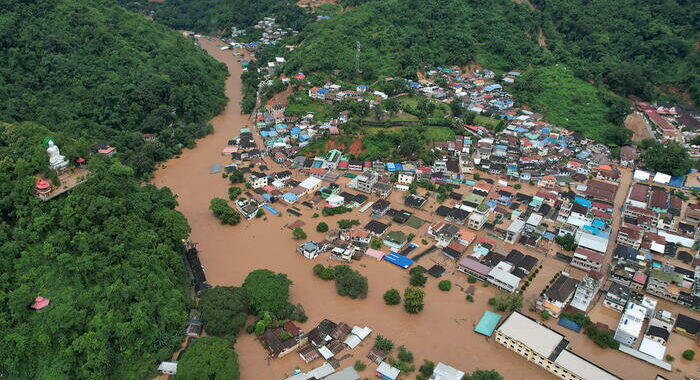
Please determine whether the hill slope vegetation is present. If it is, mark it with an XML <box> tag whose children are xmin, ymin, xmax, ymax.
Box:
<box><xmin>0</xmin><ymin>0</ymin><xmax>228</xmax><ymax>176</ymax></box>
<box><xmin>0</xmin><ymin>0</ymin><xmax>230</xmax><ymax>378</ymax></box>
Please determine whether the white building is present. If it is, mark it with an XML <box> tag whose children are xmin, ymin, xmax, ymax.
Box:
<box><xmin>487</xmin><ymin>262</ymin><xmax>521</xmax><ymax>293</ymax></box>
<box><xmin>430</xmin><ymin>362</ymin><xmax>465</xmax><ymax>380</ymax></box>
<box><xmin>495</xmin><ymin>312</ymin><xmax>621</xmax><ymax>380</ymax></box>
<box><xmin>397</xmin><ymin>172</ymin><xmax>415</xmax><ymax>185</ymax></box>
<box><xmin>614</xmin><ymin>302</ymin><xmax>647</xmax><ymax>347</ymax></box>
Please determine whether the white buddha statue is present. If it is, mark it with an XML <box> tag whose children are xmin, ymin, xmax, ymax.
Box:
<box><xmin>47</xmin><ymin>140</ymin><xmax>68</xmax><ymax>170</ymax></box>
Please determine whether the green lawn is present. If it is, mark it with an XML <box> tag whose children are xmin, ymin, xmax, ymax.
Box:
<box><xmin>423</xmin><ymin>126</ymin><xmax>455</xmax><ymax>141</ymax></box>
<box><xmin>285</xmin><ymin>92</ymin><xmax>333</xmax><ymax>120</ymax></box>
<box><xmin>474</xmin><ymin>115</ymin><xmax>500</xmax><ymax>128</ymax></box>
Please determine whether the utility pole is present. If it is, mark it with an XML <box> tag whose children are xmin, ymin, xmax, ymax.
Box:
<box><xmin>355</xmin><ymin>41</ymin><xmax>361</xmax><ymax>74</ymax></box>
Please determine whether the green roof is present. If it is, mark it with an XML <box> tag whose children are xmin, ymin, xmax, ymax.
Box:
<box><xmin>405</xmin><ymin>216</ymin><xmax>424</xmax><ymax>229</ymax></box>
<box><xmin>385</xmin><ymin>231</ymin><xmax>407</xmax><ymax>244</ymax></box>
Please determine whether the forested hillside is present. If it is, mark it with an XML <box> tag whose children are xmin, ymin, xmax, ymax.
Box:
<box><xmin>0</xmin><ymin>0</ymin><xmax>230</xmax><ymax>378</ymax></box>
<box><xmin>0</xmin><ymin>0</ymin><xmax>228</xmax><ymax>176</ymax></box>
<box><xmin>534</xmin><ymin>0</ymin><xmax>700</xmax><ymax>104</ymax></box>
<box><xmin>0</xmin><ymin>123</ymin><xmax>191</xmax><ymax>379</ymax></box>
<box><xmin>120</xmin><ymin>0</ymin><xmax>313</xmax><ymax>34</ymax></box>
<box><xmin>285</xmin><ymin>0</ymin><xmax>549</xmax><ymax>80</ymax></box>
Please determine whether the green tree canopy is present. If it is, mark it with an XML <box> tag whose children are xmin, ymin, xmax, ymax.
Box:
<box><xmin>0</xmin><ymin>123</ymin><xmax>192</xmax><ymax>379</ymax></box>
<box><xmin>640</xmin><ymin>140</ymin><xmax>693</xmax><ymax>177</ymax></box>
<box><xmin>174</xmin><ymin>337</ymin><xmax>240</xmax><ymax>380</ymax></box>
<box><xmin>199</xmin><ymin>287</ymin><xmax>249</xmax><ymax>336</ymax></box>
<box><xmin>0</xmin><ymin>0</ymin><xmax>228</xmax><ymax>177</ymax></box>
<box><xmin>242</xmin><ymin>270</ymin><xmax>292</xmax><ymax>318</ymax></box>
<box><xmin>462</xmin><ymin>369</ymin><xmax>503</xmax><ymax>380</ymax></box>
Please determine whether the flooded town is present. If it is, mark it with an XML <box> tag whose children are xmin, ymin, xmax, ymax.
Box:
<box><xmin>152</xmin><ymin>36</ymin><xmax>700</xmax><ymax>380</ymax></box>
<box><xmin>5</xmin><ymin>1</ymin><xmax>699</xmax><ymax>380</ymax></box>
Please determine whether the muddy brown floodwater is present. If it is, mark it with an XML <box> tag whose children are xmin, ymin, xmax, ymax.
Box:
<box><xmin>153</xmin><ymin>38</ymin><xmax>693</xmax><ymax>380</ymax></box>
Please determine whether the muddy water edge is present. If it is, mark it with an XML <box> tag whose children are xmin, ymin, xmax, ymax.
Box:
<box><xmin>154</xmin><ymin>38</ymin><xmax>567</xmax><ymax>380</ymax></box>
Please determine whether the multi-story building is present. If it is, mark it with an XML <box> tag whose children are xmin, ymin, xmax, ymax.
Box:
<box><xmin>570</xmin><ymin>247</ymin><xmax>604</xmax><ymax>272</ymax></box>
<box><xmin>350</xmin><ymin>170</ymin><xmax>378</xmax><ymax>194</ymax></box>
<box><xmin>487</xmin><ymin>262</ymin><xmax>521</xmax><ymax>293</ymax></box>
<box><xmin>467</xmin><ymin>204</ymin><xmax>490</xmax><ymax>231</ymax></box>
<box><xmin>616</xmin><ymin>224</ymin><xmax>643</xmax><ymax>249</ymax></box>
<box><xmin>614</xmin><ymin>302</ymin><xmax>647</xmax><ymax>347</ymax></box>
<box><xmin>570</xmin><ymin>272</ymin><xmax>602</xmax><ymax>312</ymax></box>
<box><xmin>646</xmin><ymin>266</ymin><xmax>685</xmax><ymax>303</ymax></box>
<box><xmin>248</xmin><ymin>171</ymin><xmax>269</xmax><ymax>189</ymax></box>
<box><xmin>495</xmin><ymin>312</ymin><xmax>621</xmax><ymax>380</ymax></box>
<box><xmin>603</xmin><ymin>282</ymin><xmax>631</xmax><ymax>312</ymax></box>
<box><xmin>537</xmin><ymin>273</ymin><xmax>579</xmax><ymax>317</ymax></box>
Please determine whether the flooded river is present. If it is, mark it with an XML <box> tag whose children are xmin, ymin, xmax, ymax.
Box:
<box><xmin>152</xmin><ymin>38</ymin><xmax>691</xmax><ymax>380</ymax></box>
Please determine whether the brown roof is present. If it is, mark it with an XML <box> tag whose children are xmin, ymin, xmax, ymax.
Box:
<box><xmin>330</xmin><ymin>322</ymin><xmax>351</xmax><ymax>340</ymax></box>
<box><xmin>584</xmin><ymin>180</ymin><xmax>618</xmax><ymax>203</ymax></box>
<box><xmin>649</xmin><ymin>189</ymin><xmax>668</xmax><ymax>209</ymax></box>
<box><xmin>620</xmin><ymin>145</ymin><xmax>637</xmax><ymax>160</ymax></box>
<box><xmin>628</xmin><ymin>183</ymin><xmax>649</xmax><ymax>203</ymax></box>
<box><xmin>367</xmin><ymin>348</ymin><xmax>386</xmax><ymax>364</ymax></box>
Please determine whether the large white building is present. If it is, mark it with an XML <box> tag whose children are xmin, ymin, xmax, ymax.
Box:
<box><xmin>614</xmin><ymin>302</ymin><xmax>647</xmax><ymax>347</ymax></box>
<box><xmin>495</xmin><ymin>312</ymin><xmax>621</xmax><ymax>380</ymax></box>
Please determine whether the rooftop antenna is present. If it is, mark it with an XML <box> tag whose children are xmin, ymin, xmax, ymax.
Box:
<box><xmin>355</xmin><ymin>41</ymin><xmax>361</xmax><ymax>74</ymax></box>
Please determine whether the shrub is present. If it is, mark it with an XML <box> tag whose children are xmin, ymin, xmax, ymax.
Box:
<box><xmin>421</xmin><ymin>239</ymin><xmax>428</xmax><ymax>245</ymax></box>
<box><xmin>322</xmin><ymin>206</ymin><xmax>351</xmax><ymax>216</ymax></box>
<box><xmin>419</xmin><ymin>360</ymin><xmax>435</xmax><ymax>377</ymax></box>
<box><xmin>228</xmin><ymin>186</ymin><xmax>242</xmax><ymax>200</ymax></box>
<box><xmin>228</xmin><ymin>170</ymin><xmax>245</xmax><ymax>184</ymax></box>
<box><xmin>337</xmin><ymin>219</ymin><xmax>361</xmax><ymax>229</ymax></box>
<box><xmin>398</xmin><ymin>345</ymin><xmax>414</xmax><ymax>363</ymax></box>
<box><xmin>666</xmin><ymin>354</ymin><xmax>675</xmax><ymax>362</ymax></box>
<box><xmin>374</xmin><ymin>335</ymin><xmax>394</xmax><ymax>354</ymax></box>
<box><xmin>489</xmin><ymin>294</ymin><xmax>523</xmax><ymax>312</ymax></box>
<box><xmin>312</xmin><ymin>264</ymin><xmax>324</xmax><ymax>277</ymax></box>
<box><xmin>410</xmin><ymin>272</ymin><xmax>427</xmax><ymax>287</ymax></box>
<box><xmin>312</xmin><ymin>213</ymin><xmax>319</xmax><ymax>218</ymax></box>
<box><xmin>209</xmin><ymin>198</ymin><xmax>241</xmax><ymax>225</ymax></box>
<box><xmin>540</xmin><ymin>311</ymin><xmax>550</xmax><ymax>320</ymax></box>
<box><xmin>466</xmin><ymin>294</ymin><xmax>474</xmax><ymax>302</ymax></box>
<box><xmin>353</xmin><ymin>360</ymin><xmax>366</xmax><ymax>371</ymax></box>
<box><xmin>584</xmin><ymin>325</ymin><xmax>619</xmax><ymax>349</ymax></box>
<box><xmin>245</xmin><ymin>324</ymin><xmax>255</xmax><ymax>334</ymax></box>
<box><xmin>682</xmin><ymin>350</ymin><xmax>695</xmax><ymax>360</ymax></box>
<box><xmin>438</xmin><ymin>280</ymin><xmax>452</xmax><ymax>291</ymax></box>
<box><xmin>467</xmin><ymin>276</ymin><xmax>477</xmax><ymax>283</ymax></box>
<box><xmin>320</xmin><ymin>267</ymin><xmax>335</xmax><ymax>280</ymax></box>
<box><xmin>482</xmin><ymin>281</ymin><xmax>489</xmax><ymax>287</ymax></box>
<box><xmin>370</xmin><ymin>238</ymin><xmax>382</xmax><ymax>249</ymax></box>
<box><xmin>292</xmin><ymin>227</ymin><xmax>307</xmax><ymax>240</ymax></box>
<box><xmin>403</xmin><ymin>287</ymin><xmax>425</xmax><ymax>314</ymax></box>
<box><xmin>316</xmin><ymin>222</ymin><xmax>329</xmax><ymax>232</ymax></box>
<box><xmin>513</xmin><ymin>183</ymin><xmax>522</xmax><ymax>189</ymax></box>
<box><xmin>409</xmin><ymin>266</ymin><xmax>425</xmax><ymax>276</ymax></box>
<box><xmin>255</xmin><ymin>209</ymin><xmax>264</xmax><ymax>218</ymax></box>
<box><xmin>383</xmin><ymin>289</ymin><xmax>401</xmax><ymax>305</ymax></box>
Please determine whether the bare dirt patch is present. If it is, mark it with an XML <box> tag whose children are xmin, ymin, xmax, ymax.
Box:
<box><xmin>624</xmin><ymin>112</ymin><xmax>653</xmax><ymax>142</ymax></box>
<box><xmin>265</xmin><ymin>87</ymin><xmax>293</xmax><ymax>108</ymax></box>
<box><xmin>325</xmin><ymin>138</ymin><xmax>365</xmax><ymax>156</ymax></box>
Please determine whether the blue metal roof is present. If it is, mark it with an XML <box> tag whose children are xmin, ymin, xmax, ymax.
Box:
<box><xmin>383</xmin><ymin>252</ymin><xmax>413</xmax><ymax>269</ymax></box>
<box><xmin>558</xmin><ymin>318</ymin><xmax>582</xmax><ymax>333</ymax></box>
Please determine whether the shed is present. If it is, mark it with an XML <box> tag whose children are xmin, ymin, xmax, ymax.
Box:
<box><xmin>474</xmin><ymin>311</ymin><xmax>501</xmax><ymax>337</ymax></box>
